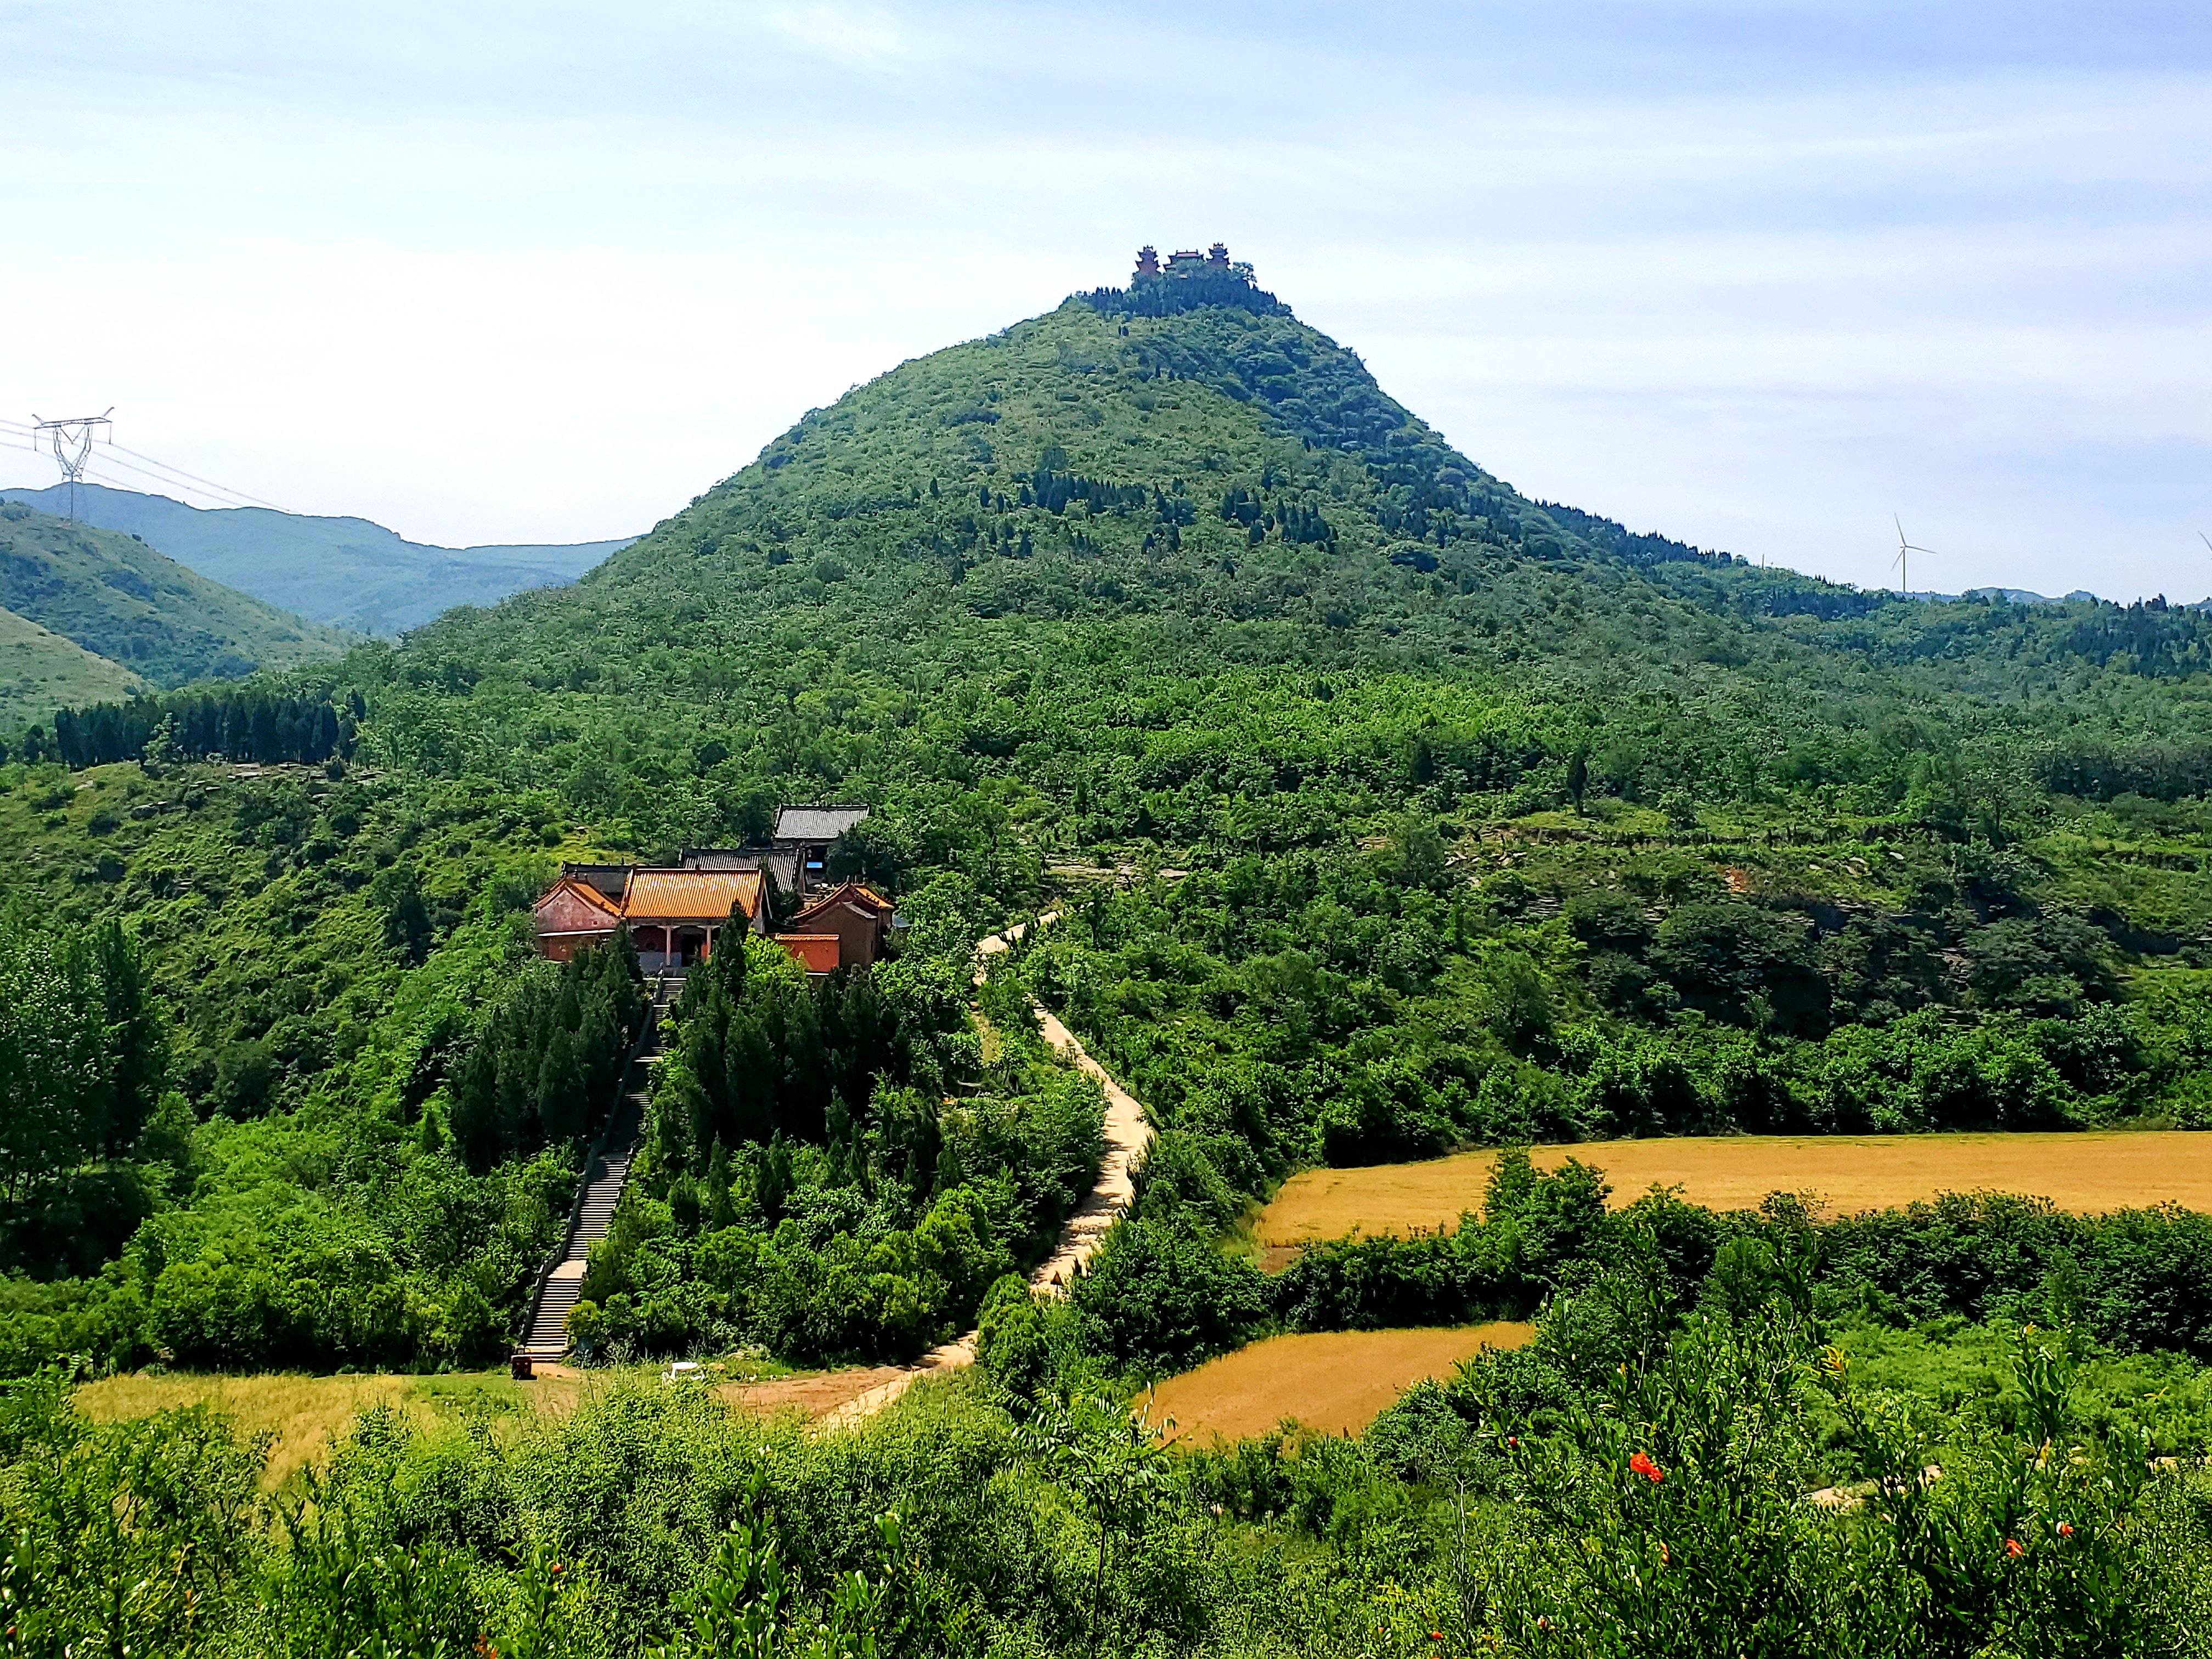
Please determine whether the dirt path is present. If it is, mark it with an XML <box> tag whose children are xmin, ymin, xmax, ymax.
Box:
<box><xmin>820</xmin><ymin>912</ymin><xmax>1152</xmax><ymax>1429</ymax></box>
<box><xmin>722</xmin><ymin>1365</ymin><xmax>912</xmax><ymax>1418</ymax></box>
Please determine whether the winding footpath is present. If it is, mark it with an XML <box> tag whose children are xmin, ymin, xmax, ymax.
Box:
<box><xmin>820</xmin><ymin>912</ymin><xmax>1152</xmax><ymax>1429</ymax></box>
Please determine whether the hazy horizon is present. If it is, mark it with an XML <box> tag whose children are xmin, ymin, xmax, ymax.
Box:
<box><xmin>3</xmin><ymin>1</ymin><xmax>2205</xmax><ymax>601</ymax></box>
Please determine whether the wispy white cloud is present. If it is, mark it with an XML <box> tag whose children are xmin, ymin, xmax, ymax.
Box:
<box><xmin>761</xmin><ymin>4</ymin><xmax>909</xmax><ymax>66</ymax></box>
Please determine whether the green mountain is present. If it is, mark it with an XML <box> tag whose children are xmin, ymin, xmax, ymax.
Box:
<box><xmin>0</xmin><ymin>601</ymin><xmax>143</xmax><ymax>730</ymax></box>
<box><xmin>0</xmin><ymin>499</ymin><xmax>348</xmax><ymax>692</ymax></box>
<box><xmin>15</xmin><ymin>255</ymin><xmax>2212</xmax><ymax>1653</ymax></box>
<box><xmin>0</xmin><ymin>482</ymin><xmax>631</xmax><ymax>636</ymax></box>
<box><xmin>401</xmin><ymin>258</ymin><xmax>2212</xmax><ymax>797</ymax></box>
<box><xmin>13</xmin><ymin>250</ymin><xmax>2212</xmax><ymax>1385</ymax></box>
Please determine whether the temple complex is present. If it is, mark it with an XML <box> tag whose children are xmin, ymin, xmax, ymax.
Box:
<box><xmin>529</xmin><ymin>804</ymin><xmax>894</xmax><ymax>977</ymax></box>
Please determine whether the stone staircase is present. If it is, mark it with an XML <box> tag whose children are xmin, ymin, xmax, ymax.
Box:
<box><xmin>516</xmin><ymin>973</ymin><xmax>678</xmax><ymax>1364</ymax></box>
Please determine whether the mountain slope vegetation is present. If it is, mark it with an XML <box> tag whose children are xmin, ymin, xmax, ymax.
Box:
<box><xmin>10</xmin><ymin>254</ymin><xmax>2212</xmax><ymax>1373</ymax></box>
<box><xmin>18</xmin><ymin>253</ymin><xmax>2212</xmax><ymax>1657</ymax></box>
<box><xmin>0</xmin><ymin>601</ymin><xmax>141</xmax><ymax>729</ymax></box>
<box><xmin>0</xmin><ymin>482</ymin><xmax>631</xmax><ymax>635</ymax></box>
<box><xmin>0</xmin><ymin>499</ymin><xmax>348</xmax><ymax>690</ymax></box>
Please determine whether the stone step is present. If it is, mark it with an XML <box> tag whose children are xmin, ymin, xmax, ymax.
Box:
<box><xmin>516</xmin><ymin>1005</ymin><xmax>667</xmax><ymax>1360</ymax></box>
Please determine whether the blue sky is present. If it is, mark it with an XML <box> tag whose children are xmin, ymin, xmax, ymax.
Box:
<box><xmin>1</xmin><ymin>1</ymin><xmax>2205</xmax><ymax>599</ymax></box>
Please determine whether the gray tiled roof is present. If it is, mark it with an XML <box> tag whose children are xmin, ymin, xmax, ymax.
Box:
<box><xmin>773</xmin><ymin>805</ymin><xmax>870</xmax><ymax>843</ymax></box>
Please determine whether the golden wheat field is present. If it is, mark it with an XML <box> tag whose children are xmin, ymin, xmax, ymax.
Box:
<box><xmin>1146</xmin><ymin>1323</ymin><xmax>1534</xmax><ymax>1444</ymax></box>
<box><xmin>1257</xmin><ymin>1131</ymin><xmax>2212</xmax><ymax>1250</ymax></box>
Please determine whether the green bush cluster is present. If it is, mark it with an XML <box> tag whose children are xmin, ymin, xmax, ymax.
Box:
<box><xmin>16</xmin><ymin>1277</ymin><xmax>2212</xmax><ymax>1656</ymax></box>
<box><xmin>569</xmin><ymin>945</ymin><xmax>1104</xmax><ymax>1365</ymax></box>
<box><xmin>47</xmin><ymin>685</ymin><xmax>358</xmax><ymax>770</ymax></box>
<box><xmin>1019</xmin><ymin>828</ymin><xmax>2212</xmax><ymax>1187</ymax></box>
<box><xmin>0</xmin><ymin>908</ymin><xmax>167</xmax><ymax>1274</ymax></box>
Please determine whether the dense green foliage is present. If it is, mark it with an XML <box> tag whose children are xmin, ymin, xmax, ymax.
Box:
<box><xmin>10</xmin><ymin>264</ymin><xmax>2212</xmax><ymax>1383</ymax></box>
<box><xmin>35</xmin><ymin>684</ymin><xmax>360</xmax><ymax>769</ymax></box>
<box><xmin>0</xmin><ymin>908</ymin><xmax>165</xmax><ymax>1274</ymax></box>
<box><xmin>0</xmin><ymin>498</ymin><xmax>347</xmax><ymax>688</ymax></box>
<box><xmin>14</xmin><ymin>1267</ymin><xmax>2212</xmax><ymax>1656</ymax></box>
<box><xmin>0</xmin><ymin>763</ymin><xmax>633</xmax><ymax>1373</ymax></box>
<box><xmin>571</xmin><ymin>935</ymin><xmax>1103</xmax><ymax>1363</ymax></box>
<box><xmin>448</xmin><ymin>938</ymin><xmax>648</xmax><ymax>1172</ymax></box>
<box><xmin>1066</xmin><ymin>1138</ymin><xmax>2212</xmax><ymax>1380</ymax></box>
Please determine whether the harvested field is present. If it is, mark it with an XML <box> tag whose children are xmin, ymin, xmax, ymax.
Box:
<box><xmin>80</xmin><ymin>1373</ymin><xmax>400</xmax><ymax>1488</ymax></box>
<box><xmin>1148</xmin><ymin>1323</ymin><xmax>1533</xmax><ymax>1444</ymax></box>
<box><xmin>70</xmin><ymin>1358</ymin><xmax>887</xmax><ymax>1480</ymax></box>
<box><xmin>1259</xmin><ymin>1131</ymin><xmax>2212</xmax><ymax>1250</ymax></box>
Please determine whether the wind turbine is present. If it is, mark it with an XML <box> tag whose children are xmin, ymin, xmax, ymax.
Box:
<box><xmin>1893</xmin><ymin>515</ymin><xmax>1936</xmax><ymax>596</ymax></box>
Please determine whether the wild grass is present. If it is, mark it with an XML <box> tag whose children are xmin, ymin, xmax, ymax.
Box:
<box><xmin>72</xmin><ymin>1368</ymin><xmax>577</xmax><ymax>1488</ymax></box>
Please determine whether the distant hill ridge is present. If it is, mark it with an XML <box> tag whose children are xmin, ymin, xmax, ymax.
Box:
<box><xmin>0</xmin><ymin>483</ymin><xmax>634</xmax><ymax>637</ymax></box>
<box><xmin>0</xmin><ymin>500</ymin><xmax>345</xmax><ymax>708</ymax></box>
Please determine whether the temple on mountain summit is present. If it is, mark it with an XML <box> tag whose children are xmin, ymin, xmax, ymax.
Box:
<box><xmin>1133</xmin><ymin>242</ymin><xmax>1246</xmax><ymax>281</ymax></box>
<box><xmin>529</xmin><ymin>804</ymin><xmax>893</xmax><ymax>976</ymax></box>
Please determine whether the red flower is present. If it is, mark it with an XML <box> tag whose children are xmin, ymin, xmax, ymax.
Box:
<box><xmin>2057</xmin><ymin>1523</ymin><xmax>2074</xmax><ymax>1538</ymax></box>
<box><xmin>2005</xmin><ymin>1538</ymin><xmax>2024</xmax><ymax>1559</ymax></box>
<box><xmin>1507</xmin><ymin>1436</ymin><xmax>1519</xmax><ymax>1448</ymax></box>
<box><xmin>1429</xmin><ymin>1633</ymin><xmax>1445</xmax><ymax>1643</ymax></box>
<box><xmin>1629</xmin><ymin>1451</ymin><xmax>1664</xmax><ymax>1483</ymax></box>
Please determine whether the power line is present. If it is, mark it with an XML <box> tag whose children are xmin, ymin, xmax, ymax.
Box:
<box><xmin>73</xmin><ymin>444</ymin><xmax>271</xmax><ymax>510</ymax></box>
<box><xmin>0</xmin><ymin>442</ymin><xmax>256</xmax><ymax>511</ymax></box>
<box><xmin>108</xmin><ymin>442</ymin><xmax>287</xmax><ymax>511</ymax></box>
<box><xmin>76</xmin><ymin>448</ymin><xmax>275</xmax><ymax>510</ymax></box>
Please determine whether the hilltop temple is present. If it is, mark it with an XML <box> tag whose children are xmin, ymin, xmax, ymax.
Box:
<box><xmin>1133</xmin><ymin>242</ymin><xmax>1252</xmax><ymax>281</ymax></box>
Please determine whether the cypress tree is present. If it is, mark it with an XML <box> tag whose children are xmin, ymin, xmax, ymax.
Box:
<box><xmin>706</xmin><ymin>1138</ymin><xmax>736</xmax><ymax>1229</ymax></box>
<box><xmin>92</xmin><ymin>921</ymin><xmax>163</xmax><ymax>1155</ymax></box>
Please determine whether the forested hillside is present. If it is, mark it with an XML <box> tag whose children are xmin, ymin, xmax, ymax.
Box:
<box><xmin>18</xmin><ymin>255</ymin><xmax>2212</xmax><ymax>1657</ymax></box>
<box><xmin>2</xmin><ymin>482</ymin><xmax>629</xmax><ymax>635</ymax></box>
<box><xmin>0</xmin><ymin>499</ymin><xmax>348</xmax><ymax>688</ymax></box>
<box><xmin>10</xmin><ymin>257</ymin><xmax>2212</xmax><ymax>1374</ymax></box>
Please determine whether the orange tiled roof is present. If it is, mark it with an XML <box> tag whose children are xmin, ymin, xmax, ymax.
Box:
<box><xmin>621</xmin><ymin>869</ymin><xmax>764</xmax><ymax>922</ymax></box>
<box><xmin>788</xmin><ymin>881</ymin><xmax>894</xmax><ymax>925</ymax></box>
<box><xmin>776</xmin><ymin>933</ymin><xmax>840</xmax><ymax>974</ymax></box>
<box><xmin>538</xmin><ymin>877</ymin><xmax>622</xmax><ymax>918</ymax></box>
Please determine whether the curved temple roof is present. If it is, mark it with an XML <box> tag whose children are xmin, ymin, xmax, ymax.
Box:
<box><xmin>534</xmin><ymin>867</ymin><xmax>765</xmax><ymax>929</ymax></box>
<box><xmin>622</xmin><ymin>868</ymin><xmax>763</xmax><ymax>922</ymax></box>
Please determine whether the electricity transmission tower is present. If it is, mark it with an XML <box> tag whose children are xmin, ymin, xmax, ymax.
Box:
<box><xmin>31</xmin><ymin>408</ymin><xmax>114</xmax><ymax>522</ymax></box>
